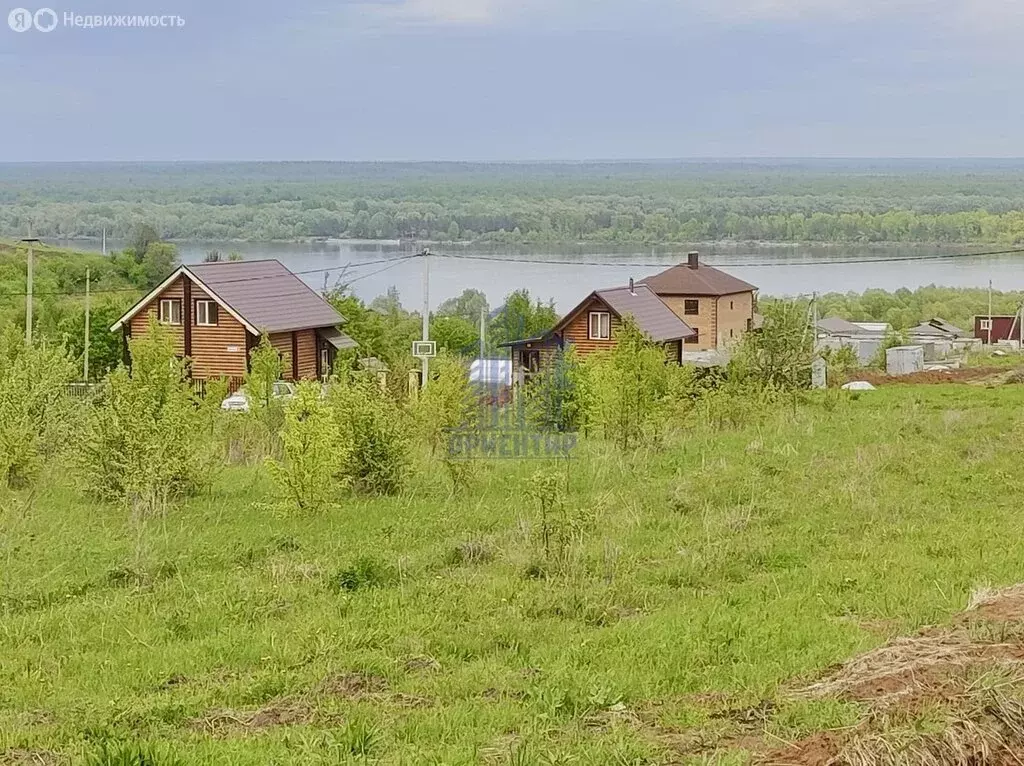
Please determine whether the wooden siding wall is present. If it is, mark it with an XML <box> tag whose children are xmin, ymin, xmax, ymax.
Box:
<box><xmin>190</xmin><ymin>284</ymin><xmax>248</xmax><ymax>379</ymax></box>
<box><xmin>269</xmin><ymin>333</ymin><xmax>295</xmax><ymax>380</ymax></box>
<box><xmin>269</xmin><ymin>330</ymin><xmax>320</xmax><ymax>381</ymax></box>
<box><xmin>296</xmin><ymin>329</ymin><xmax>318</xmax><ymax>380</ymax></box>
<box><xmin>128</xmin><ymin>276</ymin><xmax>250</xmax><ymax>380</ymax></box>
<box><xmin>561</xmin><ymin>297</ymin><xmax>621</xmax><ymax>357</ymax></box>
<box><xmin>129</xmin><ymin>276</ymin><xmax>186</xmax><ymax>355</ymax></box>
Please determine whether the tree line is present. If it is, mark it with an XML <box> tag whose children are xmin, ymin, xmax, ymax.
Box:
<box><xmin>8</xmin><ymin>162</ymin><xmax>1024</xmax><ymax>244</ymax></box>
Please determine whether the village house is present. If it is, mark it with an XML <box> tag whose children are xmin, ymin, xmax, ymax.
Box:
<box><xmin>504</xmin><ymin>253</ymin><xmax>758</xmax><ymax>377</ymax></box>
<box><xmin>638</xmin><ymin>252</ymin><xmax>758</xmax><ymax>351</ymax></box>
<box><xmin>110</xmin><ymin>259</ymin><xmax>356</xmax><ymax>386</ymax></box>
<box><xmin>974</xmin><ymin>314</ymin><xmax>1023</xmax><ymax>345</ymax></box>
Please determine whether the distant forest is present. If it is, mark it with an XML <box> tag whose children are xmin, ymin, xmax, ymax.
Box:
<box><xmin>5</xmin><ymin>160</ymin><xmax>1024</xmax><ymax>245</ymax></box>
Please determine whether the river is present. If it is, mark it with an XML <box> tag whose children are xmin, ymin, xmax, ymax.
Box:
<box><xmin>63</xmin><ymin>240</ymin><xmax>1023</xmax><ymax>312</ymax></box>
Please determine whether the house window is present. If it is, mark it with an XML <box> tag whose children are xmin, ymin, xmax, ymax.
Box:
<box><xmin>684</xmin><ymin>299</ymin><xmax>700</xmax><ymax>316</ymax></box>
<box><xmin>158</xmin><ymin>298</ymin><xmax>181</xmax><ymax>325</ymax></box>
<box><xmin>980</xmin><ymin>319</ymin><xmax>993</xmax><ymax>331</ymax></box>
<box><xmin>729</xmin><ymin>328</ymin><xmax>734</xmax><ymax>338</ymax></box>
<box><xmin>730</xmin><ymin>300</ymin><xmax>735</xmax><ymax>310</ymax></box>
<box><xmin>589</xmin><ymin>311</ymin><xmax>611</xmax><ymax>340</ymax></box>
<box><xmin>685</xmin><ymin>330</ymin><xmax>700</xmax><ymax>345</ymax></box>
<box><xmin>195</xmin><ymin>300</ymin><xmax>219</xmax><ymax>326</ymax></box>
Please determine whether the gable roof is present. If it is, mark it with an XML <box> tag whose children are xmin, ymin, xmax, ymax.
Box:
<box><xmin>111</xmin><ymin>260</ymin><xmax>345</xmax><ymax>334</ymax></box>
<box><xmin>639</xmin><ymin>262</ymin><xmax>757</xmax><ymax>297</ymax></box>
<box><xmin>817</xmin><ymin>316</ymin><xmax>868</xmax><ymax>336</ymax></box>
<box><xmin>553</xmin><ymin>285</ymin><xmax>695</xmax><ymax>343</ymax></box>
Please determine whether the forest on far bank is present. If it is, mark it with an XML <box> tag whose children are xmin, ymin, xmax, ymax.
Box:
<box><xmin>7</xmin><ymin>160</ymin><xmax>1024</xmax><ymax>245</ymax></box>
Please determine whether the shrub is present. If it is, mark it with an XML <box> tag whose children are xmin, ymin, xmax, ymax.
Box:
<box><xmin>730</xmin><ymin>300</ymin><xmax>814</xmax><ymax>391</ymax></box>
<box><xmin>85</xmin><ymin>742</ymin><xmax>184</xmax><ymax>766</ymax></box>
<box><xmin>0</xmin><ymin>328</ymin><xmax>78</xmax><ymax>488</ymax></box>
<box><xmin>414</xmin><ymin>352</ymin><xmax>476</xmax><ymax>454</ymax></box>
<box><xmin>267</xmin><ymin>382</ymin><xmax>345</xmax><ymax>513</ymax></box>
<box><xmin>526</xmin><ymin>346</ymin><xmax>593</xmax><ymax>433</ymax></box>
<box><xmin>79</xmin><ymin>322</ymin><xmax>218</xmax><ymax>515</ymax></box>
<box><xmin>587</xmin><ymin>317</ymin><xmax>674</xmax><ymax>449</ymax></box>
<box><xmin>329</xmin><ymin>370</ymin><xmax>409</xmax><ymax>496</ymax></box>
<box><xmin>334</xmin><ymin>554</ymin><xmax>394</xmax><ymax>592</ymax></box>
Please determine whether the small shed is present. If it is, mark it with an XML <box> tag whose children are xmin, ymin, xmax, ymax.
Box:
<box><xmin>886</xmin><ymin>345</ymin><xmax>925</xmax><ymax>376</ymax></box>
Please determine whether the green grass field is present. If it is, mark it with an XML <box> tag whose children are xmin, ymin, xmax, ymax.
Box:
<box><xmin>3</xmin><ymin>385</ymin><xmax>1024</xmax><ymax>765</ymax></box>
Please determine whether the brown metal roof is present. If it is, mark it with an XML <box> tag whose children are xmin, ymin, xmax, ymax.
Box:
<box><xmin>594</xmin><ymin>285</ymin><xmax>695</xmax><ymax>342</ymax></box>
<box><xmin>639</xmin><ymin>261</ymin><xmax>757</xmax><ymax>297</ymax></box>
<box><xmin>186</xmin><ymin>260</ymin><xmax>344</xmax><ymax>334</ymax></box>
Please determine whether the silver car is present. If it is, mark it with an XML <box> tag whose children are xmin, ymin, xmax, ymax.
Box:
<box><xmin>220</xmin><ymin>381</ymin><xmax>296</xmax><ymax>412</ymax></box>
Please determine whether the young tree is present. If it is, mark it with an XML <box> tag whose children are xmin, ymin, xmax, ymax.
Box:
<box><xmin>731</xmin><ymin>300</ymin><xmax>814</xmax><ymax>391</ymax></box>
<box><xmin>267</xmin><ymin>382</ymin><xmax>345</xmax><ymax>513</ymax></box>
<box><xmin>329</xmin><ymin>370</ymin><xmax>409</xmax><ymax>496</ymax></box>
<box><xmin>246</xmin><ymin>333</ymin><xmax>285</xmax><ymax>411</ymax></box>
<box><xmin>80</xmin><ymin>321</ymin><xmax>217</xmax><ymax>515</ymax></box>
<box><xmin>587</xmin><ymin>317</ymin><xmax>672</xmax><ymax>449</ymax></box>
<box><xmin>0</xmin><ymin>328</ymin><xmax>77</xmax><ymax>488</ymax></box>
<box><xmin>527</xmin><ymin>347</ymin><xmax>592</xmax><ymax>433</ymax></box>
<box><xmin>489</xmin><ymin>289</ymin><xmax>558</xmax><ymax>347</ymax></box>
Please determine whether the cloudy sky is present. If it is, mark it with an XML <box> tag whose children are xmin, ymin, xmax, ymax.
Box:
<box><xmin>1</xmin><ymin>0</ymin><xmax>1022</xmax><ymax>160</ymax></box>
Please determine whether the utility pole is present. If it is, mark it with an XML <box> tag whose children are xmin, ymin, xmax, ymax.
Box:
<box><xmin>479</xmin><ymin>305</ymin><xmax>486</xmax><ymax>361</ymax></box>
<box><xmin>84</xmin><ymin>267</ymin><xmax>91</xmax><ymax>381</ymax></box>
<box><xmin>421</xmin><ymin>248</ymin><xmax>430</xmax><ymax>389</ymax></box>
<box><xmin>101</xmin><ymin>227</ymin><xmax>107</xmax><ymax>256</ymax></box>
<box><xmin>988</xmin><ymin>279</ymin><xmax>993</xmax><ymax>346</ymax></box>
<box><xmin>811</xmin><ymin>292</ymin><xmax>819</xmax><ymax>353</ymax></box>
<box><xmin>21</xmin><ymin>233</ymin><xmax>40</xmax><ymax>346</ymax></box>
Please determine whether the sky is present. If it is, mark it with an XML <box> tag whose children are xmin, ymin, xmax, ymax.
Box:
<box><xmin>1</xmin><ymin>0</ymin><xmax>1023</xmax><ymax>161</ymax></box>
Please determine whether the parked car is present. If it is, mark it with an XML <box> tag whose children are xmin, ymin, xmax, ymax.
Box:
<box><xmin>221</xmin><ymin>381</ymin><xmax>296</xmax><ymax>412</ymax></box>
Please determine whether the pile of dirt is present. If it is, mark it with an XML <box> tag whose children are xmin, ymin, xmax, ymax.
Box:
<box><xmin>852</xmin><ymin>367</ymin><xmax>1010</xmax><ymax>386</ymax></box>
<box><xmin>759</xmin><ymin>583</ymin><xmax>1024</xmax><ymax>766</ymax></box>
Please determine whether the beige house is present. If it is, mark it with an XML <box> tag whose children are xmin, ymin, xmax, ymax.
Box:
<box><xmin>639</xmin><ymin>252</ymin><xmax>758</xmax><ymax>351</ymax></box>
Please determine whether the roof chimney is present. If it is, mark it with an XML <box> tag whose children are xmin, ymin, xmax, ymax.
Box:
<box><xmin>687</xmin><ymin>251</ymin><xmax>699</xmax><ymax>270</ymax></box>
<box><xmin>629</xmin><ymin>277</ymin><xmax>636</xmax><ymax>295</ymax></box>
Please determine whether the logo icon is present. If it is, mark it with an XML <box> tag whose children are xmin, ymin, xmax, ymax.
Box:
<box><xmin>33</xmin><ymin>7</ymin><xmax>56</xmax><ymax>31</ymax></box>
<box><xmin>8</xmin><ymin>7</ymin><xmax>33</xmax><ymax>31</ymax></box>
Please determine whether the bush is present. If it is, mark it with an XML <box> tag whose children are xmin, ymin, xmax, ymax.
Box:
<box><xmin>79</xmin><ymin>322</ymin><xmax>218</xmax><ymax>515</ymax></box>
<box><xmin>527</xmin><ymin>347</ymin><xmax>592</xmax><ymax>433</ymax></box>
<box><xmin>587</xmin><ymin>317</ymin><xmax>674</xmax><ymax>449</ymax></box>
<box><xmin>267</xmin><ymin>382</ymin><xmax>345</xmax><ymax>513</ymax></box>
<box><xmin>0</xmin><ymin>328</ymin><xmax>78</xmax><ymax>488</ymax></box>
<box><xmin>329</xmin><ymin>370</ymin><xmax>409</xmax><ymax>496</ymax></box>
<box><xmin>333</xmin><ymin>554</ymin><xmax>394</xmax><ymax>592</ymax></box>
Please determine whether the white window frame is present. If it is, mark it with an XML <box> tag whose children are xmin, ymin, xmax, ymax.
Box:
<box><xmin>158</xmin><ymin>298</ymin><xmax>181</xmax><ymax>325</ymax></box>
<box><xmin>588</xmin><ymin>311</ymin><xmax>611</xmax><ymax>340</ymax></box>
<box><xmin>980</xmin><ymin>319</ymin><xmax>993</xmax><ymax>331</ymax></box>
<box><xmin>195</xmin><ymin>299</ymin><xmax>218</xmax><ymax>327</ymax></box>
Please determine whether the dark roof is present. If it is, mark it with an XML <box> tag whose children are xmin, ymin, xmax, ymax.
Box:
<box><xmin>186</xmin><ymin>260</ymin><xmax>344</xmax><ymax>334</ymax></box>
<box><xmin>927</xmin><ymin>317</ymin><xmax>966</xmax><ymax>337</ymax></box>
<box><xmin>594</xmin><ymin>285</ymin><xmax>695</xmax><ymax>342</ymax></box>
<box><xmin>548</xmin><ymin>285</ymin><xmax>694</xmax><ymax>344</ymax></box>
<box><xmin>639</xmin><ymin>261</ymin><xmax>757</xmax><ymax>297</ymax></box>
<box><xmin>817</xmin><ymin>316</ymin><xmax>868</xmax><ymax>336</ymax></box>
<box><xmin>320</xmin><ymin>326</ymin><xmax>358</xmax><ymax>350</ymax></box>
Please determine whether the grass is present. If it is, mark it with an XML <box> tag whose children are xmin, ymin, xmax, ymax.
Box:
<box><xmin>3</xmin><ymin>384</ymin><xmax>1024</xmax><ymax>764</ymax></box>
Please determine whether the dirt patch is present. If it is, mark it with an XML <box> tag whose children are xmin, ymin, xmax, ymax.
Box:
<box><xmin>0</xmin><ymin>750</ymin><xmax>65</xmax><ymax>766</ymax></box>
<box><xmin>191</xmin><ymin>700</ymin><xmax>316</xmax><ymax>735</ymax></box>
<box><xmin>853</xmin><ymin>367</ymin><xmax>1009</xmax><ymax>386</ymax></box>
<box><xmin>320</xmin><ymin>671</ymin><xmax>389</xmax><ymax>699</ymax></box>
<box><xmin>756</xmin><ymin>583</ymin><xmax>1024</xmax><ymax>765</ymax></box>
<box><xmin>404</xmin><ymin>656</ymin><xmax>441</xmax><ymax>673</ymax></box>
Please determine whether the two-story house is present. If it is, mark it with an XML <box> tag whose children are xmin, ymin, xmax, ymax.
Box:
<box><xmin>503</xmin><ymin>282</ymin><xmax>696</xmax><ymax>374</ymax></box>
<box><xmin>639</xmin><ymin>252</ymin><xmax>758</xmax><ymax>351</ymax></box>
<box><xmin>504</xmin><ymin>252</ymin><xmax>757</xmax><ymax>376</ymax></box>
<box><xmin>110</xmin><ymin>259</ymin><xmax>356</xmax><ymax>385</ymax></box>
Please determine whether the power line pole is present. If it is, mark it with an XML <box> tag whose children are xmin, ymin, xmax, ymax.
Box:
<box><xmin>811</xmin><ymin>292</ymin><xmax>819</xmax><ymax>353</ymax></box>
<box><xmin>988</xmin><ymin>279</ymin><xmax>993</xmax><ymax>346</ymax></box>
<box><xmin>479</xmin><ymin>305</ymin><xmax>486</xmax><ymax>360</ymax></box>
<box><xmin>421</xmin><ymin>248</ymin><xmax>430</xmax><ymax>389</ymax></box>
<box><xmin>22</xmin><ymin>232</ymin><xmax>39</xmax><ymax>346</ymax></box>
<box><xmin>84</xmin><ymin>267</ymin><xmax>91</xmax><ymax>381</ymax></box>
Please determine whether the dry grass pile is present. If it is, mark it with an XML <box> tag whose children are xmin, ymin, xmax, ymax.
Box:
<box><xmin>761</xmin><ymin>584</ymin><xmax>1024</xmax><ymax>766</ymax></box>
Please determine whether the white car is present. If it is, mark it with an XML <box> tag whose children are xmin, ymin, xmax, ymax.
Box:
<box><xmin>221</xmin><ymin>382</ymin><xmax>296</xmax><ymax>412</ymax></box>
